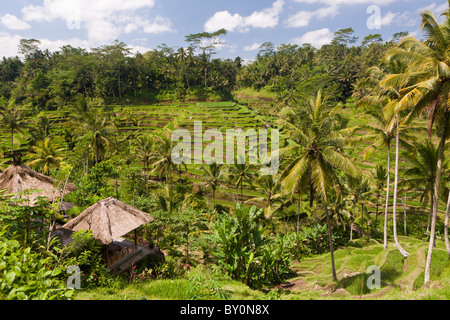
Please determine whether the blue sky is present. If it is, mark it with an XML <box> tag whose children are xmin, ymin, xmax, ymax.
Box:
<box><xmin>0</xmin><ymin>0</ymin><xmax>447</xmax><ymax>62</ymax></box>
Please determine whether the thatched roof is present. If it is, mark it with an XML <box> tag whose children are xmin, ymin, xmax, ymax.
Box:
<box><xmin>0</xmin><ymin>164</ymin><xmax>77</xmax><ymax>206</ymax></box>
<box><xmin>62</xmin><ymin>197</ymin><xmax>154</xmax><ymax>245</ymax></box>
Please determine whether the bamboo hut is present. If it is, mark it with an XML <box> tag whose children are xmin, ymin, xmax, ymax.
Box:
<box><xmin>0</xmin><ymin>162</ymin><xmax>76</xmax><ymax>206</ymax></box>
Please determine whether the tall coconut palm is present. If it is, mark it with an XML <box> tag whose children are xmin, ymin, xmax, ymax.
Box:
<box><xmin>26</xmin><ymin>137</ymin><xmax>64</xmax><ymax>175</ymax></box>
<box><xmin>445</xmin><ymin>189</ymin><xmax>450</xmax><ymax>255</ymax></box>
<box><xmin>346</xmin><ymin>174</ymin><xmax>371</xmax><ymax>240</ymax></box>
<box><xmin>150</xmin><ymin>135</ymin><xmax>178</xmax><ymax>184</ymax></box>
<box><xmin>228</xmin><ymin>158</ymin><xmax>257</xmax><ymax>205</ymax></box>
<box><xmin>355</xmin><ymin>105</ymin><xmax>420</xmax><ymax>250</ymax></box>
<box><xmin>134</xmin><ymin>135</ymin><xmax>154</xmax><ymax>194</ymax></box>
<box><xmin>0</xmin><ymin>102</ymin><xmax>28</xmax><ymax>156</ymax></box>
<box><xmin>401</xmin><ymin>139</ymin><xmax>449</xmax><ymax>233</ymax></box>
<box><xmin>381</xmin><ymin>5</ymin><xmax>450</xmax><ymax>284</ymax></box>
<box><xmin>371</xmin><ymin>164</ymin><xmax>387</xmax><ymax>227</ymax></box>
<box><xmin>200</xmin><ymin>162</ymin><xmax>223</xmax><ymax>212</ymax></box>
<box><xmin>76</xmin><ymin>109</ymin><xmax>118</xmax><ymax>165</ymax></box>
<box><xmin>279</xmin><ymin>90</ymin><xmax>359</xmax><ymax>281</ymax></box>
<box><xmin>277</xmin><ymin>104</ymin><xmax>311</xmax><ymax>233</ymax></box>
<box><xmin>390</xmin><ymin>117</ymin><xmax>410</xmax><ymax>258</ymax></box>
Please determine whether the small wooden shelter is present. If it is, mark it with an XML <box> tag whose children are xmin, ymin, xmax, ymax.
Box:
<box><xmin>61</xmin><ymin>197</ymin><xmax>157</xmax><ymax>270</ymax></box>
<box><xmin>62</xmin><ymin>197</ymin><xmax>154</xmax><ymax>245</ymax></box>
<box><xmin>0</xmin><ymin>162</ymin><xmax>76</xmax><ymax>206</ymax></box>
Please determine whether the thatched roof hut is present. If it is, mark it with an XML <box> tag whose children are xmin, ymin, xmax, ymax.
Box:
<box><xmin>62</xmin><ymin>197</ymin><xmax>154</xmax><ymax>245</ymax></box>
<box><xmin>0</xmin><ymin>163</ymin><xmax>76</xmax><ymax>206</ymax></box>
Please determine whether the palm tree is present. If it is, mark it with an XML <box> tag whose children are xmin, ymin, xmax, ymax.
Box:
<box><xmin>390</xmin><ymin>117</ymin><xmax>410</xmax><ymax>258</ymax></box>
<box><xmin>381</xmin><ymin>5</ymin><xmax>450</xmax><ymax>284</ymax></box>
<box><xmin>228</xmin><ymin>158</ymin><xmax>257</xmax><ymax>205</ymax></box>
<box><xmin>371</xmin><ymin>164</ymin><xmax>387</xmax><ymax>227</ymax></box>
<box><xmin>26</xmin><ymin>137</ymin><xmax>64</xmax><ymax>175</ymax></box>
<box><xmin>0</xmin><ymin>101</ymin><xmax>28</xmax><ymax>156</ymax></box>
<box><xmin>356</xmin><ymin>105</ymin><xmax>420</xmax><ymax>250</ymax></box>
<box><xmin>200</xmin><ymin>162</ymin><xmax>223</xmax><ymax>212</ymax></box>
<box><xmin>134</xmin><ymin>135</ymin><xmax>154</xmax><ymax>194</ymax></box>
<box><xmin>76</xmin><ymin>109</ymin><xmax>118</xmax><ymax>165</ymax></box>
<box><xmin>346</xmin><ymin>174</ymin><xmax>371</xmax><ymax>240</ymax></box>
<box><xmin>246</xmin><ymin>174</ymin><xmax>283</xmax><ymax>235</ymax></box>
<box><xmin>156</xmin><ymin>183</ymin><xmax>183</xmax><ymax>216</ymax></box>
<box><xmin>150</xmin><ymin>134</ymin><xmax>178</xmax><ymax>183</ymax></box>
<box><xmin>277</xmin><ymin>104</ymin><xmax>310</xmax><ymax>234</ymax></box>
<box><xmin>279</xmin><ymin>90</ymin><xmax>359</xmax><ymax>281</ymax></box>
<box><xmin>445</xmin><ymin>189</ymin><xmax>450</xmax><ymax>255</ymax></box>
<box><xmin>28</xmin><ymin>115</ymin><xmax>55</xmax><ymax>146</ymax></box>
<box><xmin>401</xmin><ymin>139</ymin><xmax>449</xmax><ymax>233</ymax></box>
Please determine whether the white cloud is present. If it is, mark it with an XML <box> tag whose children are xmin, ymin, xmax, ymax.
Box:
<box><xmin>380</xmin><ymin>10</ymin><xmax>416</xmax><ymax>27</ymax></box>
<box><xmin>244</xmin><ymin>0</ymin><xmax>284</xmax><ymax>29</ymax></box>
<box><xmin>285</xmin><ymin>11</ymin><xmax>313</xmax><ymax>28</ymax></box>
<box><xmin>1</xmin><ymin>14</ymin><xmax>31</xmax><ymax>30</ymax></box>
<box><xmin>204</xmin><ymin>0</ymin><xmax>284</xmax><ymax>32</ymax></box>
<box><xmin>291</xmin><ymin>28</ymin><xmax>333</xmax><ymax>48</ymax></box>
<box><xmin>285</xmin><ymin>5</ymin><xmax>339</xmax><ymax>28</ymax></box>
<box><xmin>143</xmin><ymin>16</ymin><xmax>176</xmax><ymax>34</ymax></box>
<box><xmin>0</xmin><ymin>32</ymin><xmax>23</xmax><ymax>58</ymax></box>
<box><xmin>20</xmin><ymin>0</ymin><xmax>174</xmax><ymax>44</ymax></box>
<box><xmin>204</xmin><ymin>11</ymin><xmax>245</xmax><ymax>32</ymax></box>
<box><xmin>243</xmin><ymin>43</ymin><xmax>263</xmax><ymax>51</ymax></box>
<box><xmin>417</xmin><ymin>1</ymin><xmax>448</xmax><ymax>14</ymax></box>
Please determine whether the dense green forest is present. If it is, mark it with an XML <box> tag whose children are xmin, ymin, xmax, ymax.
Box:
<box><xmin>0</xmin><ymin>4</ymin><xmax>449</xmax><ymax>301</ymax></box>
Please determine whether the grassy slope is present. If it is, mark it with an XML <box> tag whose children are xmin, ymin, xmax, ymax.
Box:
<box><xmin>74</xmin><ymin>235</ymin><xmax>450</xmax><ymax>300</ymax></box>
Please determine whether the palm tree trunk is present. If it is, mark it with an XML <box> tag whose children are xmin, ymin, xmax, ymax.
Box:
<box><xmin>384</xmin><ymin>140</ymin><xmax>391</xmax><ymax>250</ymax></box>
<box><xmin>425</xmin><ymin>111</ymin><xmax>449</xmax><ymax>284</ymax></box>
<box><xmin>403</xmin><ymin>192</ymin><xmax>407</xmax><ymax>236</ymax></box>
<box><xmin>324</xmin><ymin>203</ymin><xmax>337</xmax><ymax>282</ymax></box>
<box><xmin>241</xmin><ymin>181</ymin><xmax>244</xmax><ymax>205</ymax></box>
<box><xmin>11</xmin><ymin>128</ymin><xmax>14</xmax><ymax>156</ymax></box>
<box><xmin>350</xmin><ymin>206</ymin><xmax>355</xmax><ymax>241</ymax></box>
<box><xmin>297</xmin><ymin>190</ymin><xmax>301</xmax><ymax>234</ymax></box>
<box><xmin>427</xmin><ymin>189</ymin><xmax>435</xmax><ymax>234</ymax></box>
<box><xmin>393</xmin><ymin>127</ymin><xmax>409</xmax><ymax>258</ymax></box>
<box><xmin>444</xmin><ymin>190</ymin><xmax>450</xmax><ymax>256</ymax></box>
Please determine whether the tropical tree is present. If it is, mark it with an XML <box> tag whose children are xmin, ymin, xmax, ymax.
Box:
<box><xmin>246</xmin><ymin>174</ymin><xmax>284</xmax><ymax>235</ymax></box>
<box><xmin>401</xmin><ymin>139</ymin><xmax>449</xmax><ymax>233</ymax></box>
<box><xmin>355</xmin><ymin>82</ymin><xmax>421</xmax><ymax>251</ymax></box>
<box><xmin>381</xmin><ymin>5</ymin><xmax>450</xmax><ymax>284</ymax></box>
<box><xmin>0</xmin><ymin>101</ymin><xmax>28</xmax><ymax>155</ymax></box>
<box><xmin>76</xmin><ymin>109</ymin><xmax>118</xmax><ymax>165</ymax></box>
<box><xmin>150</xmin><ymin>134</ymin><xmax>178</xmax><ymax>183</ymax></box>
<box><xmin>200</xmin><ymin>162</ymin><xmax>224</xmax><ymax>212</ymax></box>
<box><xmin>26</xmin><ymin>137</ymin><xmax>64</xmax><ymax>175</ymax></box>
<box><xmin>371</xmin><ymin>164</ymin><xmax>387</xmax><ymax>227</ymax></box>
<box><xmin>278</xmin><ymin>90</ymin><xmax>359</xmax><ymax>281</ymax></box>
<box><xmin>134</xmin><ymin>135</ymin><xmax>154</xmax><ymax>194</ymax></box>
<box><xmin>228</xmin><ymin>159</ymin><xmax>257</xmax><ymax>205</ymax></box>
<box><xmin>346</xmin><ymin>174</ymin><xmax>371</xmax><ymax>240</ymax></box>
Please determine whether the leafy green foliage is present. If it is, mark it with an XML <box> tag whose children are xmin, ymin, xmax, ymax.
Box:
<box><xmin>208</xmin><ymin>204</ymin><xmax>294</xmax><ymax>288</ymax></box>
<box><xmin>0</xmin><ymin>227</ymin><xmax>73</xmax><ymax>300</ymax></box>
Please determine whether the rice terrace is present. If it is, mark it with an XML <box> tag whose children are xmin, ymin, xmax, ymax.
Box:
<box><xmin>0</xmin><ymin>0</ymin><xmax>450</xmax><ymax>306</ymax></box>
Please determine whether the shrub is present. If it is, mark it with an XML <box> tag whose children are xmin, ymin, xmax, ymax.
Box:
<box><xmin>207</xmin><ymin>204</ymin><xmax>294</xmax><ymax>288</ymax></box>
<box><xmin>0</xmin><ymin>227</ymin><xmax>73</xmax><ymax>300</ymax></box>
